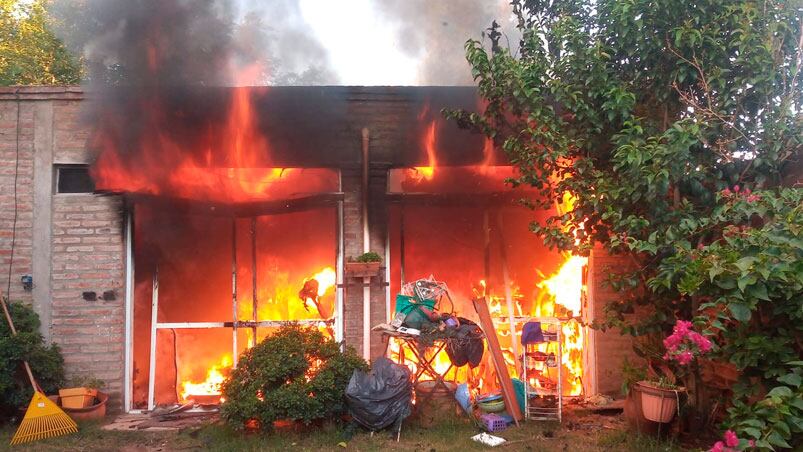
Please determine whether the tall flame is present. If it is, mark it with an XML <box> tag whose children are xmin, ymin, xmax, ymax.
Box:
<box><xmin>412</xmin><ymin>120</ymin><xmax>438</xmax><ymax>181</ymax></box>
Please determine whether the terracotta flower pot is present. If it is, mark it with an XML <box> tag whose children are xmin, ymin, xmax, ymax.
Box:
<box><xmin>637</xmin><ymin>381</ymin><xmax>684</xmax><ymax>423</ymax></box>
<box><xmin>345</xmin><ymin>261</ymin><xmax>382</xmax><ymax>277</ymax></box>
<box><xmin>58</xmin><ymin>387</ymin><xmax>98</xmax><ymax>409</ymax></box>
<box><xmin>49</xmin><ymin>391</ymin><xmax>108</xmax><ymax>421</ymax></box>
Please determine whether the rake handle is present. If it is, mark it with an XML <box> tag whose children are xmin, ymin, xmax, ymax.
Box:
<box><xmin>1</xmin><ymin>289</ymin><xmax>40</xmax><ymax>391</ymax></box>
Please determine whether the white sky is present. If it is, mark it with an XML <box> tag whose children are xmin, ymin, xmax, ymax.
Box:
<box><xmin>297</xmin><ymin>0</ymin><xmax>420</xmax><ymax>85</ymax></box>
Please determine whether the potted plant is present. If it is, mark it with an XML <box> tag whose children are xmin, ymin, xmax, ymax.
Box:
<box><xmin>59</xmin><ymin>377</ymin><xmax>104</xmax><ymax>409</ymax></box>
<box><xmin>345</xmin><ymin>252</ymin><xmax>383</xmax><ymax>277</ymax></box>
<box><xmin>638</xmin><ymin>320</ymin><xmax>712</xmax><ymax>423</ymax></box>
<box><xmin>637</xmin><ymin>377</ymin><xmax>684</xmax><ymax>423</ymax></box>
<box><xmin>56</xmin><ymin>377</ymin><xmax>107</xmax><ymax>421</ymax></box>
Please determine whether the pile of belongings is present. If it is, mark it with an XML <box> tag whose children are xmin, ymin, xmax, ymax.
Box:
<box><xmin>372</xmin><ymin>276</ymin><xmax>485</xmax><ymax>369</ymax></box>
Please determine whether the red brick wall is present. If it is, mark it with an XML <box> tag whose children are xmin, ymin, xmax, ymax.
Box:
<box><xmin>588</xmin><ymin>245</ymin><xmax>641</xmax><ymax>395</ymax></box>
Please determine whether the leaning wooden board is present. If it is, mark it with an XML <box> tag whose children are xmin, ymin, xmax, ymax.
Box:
<box><xmin>473</xmin><ymin>297</ymin><xmax>523</xmax><ymax>424</ymax></box>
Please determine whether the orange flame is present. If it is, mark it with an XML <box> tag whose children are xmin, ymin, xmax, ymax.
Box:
<box><xmin>412</xmin><ymin>120</ymin><xmax>438</xmax><ymax>181</ymax></box>
<box><xmin>182</xmin><ymin>266</ymin><xmax>336</xmax><ymax>404</ymax></box>
<box><xmin>180</xmin><ymin>355</ymin><xmax>231</xmax><ymax>401</ymax></box>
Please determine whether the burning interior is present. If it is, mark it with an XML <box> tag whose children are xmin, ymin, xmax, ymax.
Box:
<box><xmin>89</xmin><ymin>85</ymin><xmax>590</xmax><ymax>412</ymax></box>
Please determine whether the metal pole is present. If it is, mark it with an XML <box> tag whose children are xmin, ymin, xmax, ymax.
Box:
<box><xmin>496</xmin><ymin>209</ymin><xmax>521</xmax><ymax>376</ymax></box>
<box><xmin>251</xmin><ymin>218</ymin><xmax>258</xmax><ymax>348</ymax></box>
<box><xmin>231</xmin><ymin>219</ymin><xmax>238</xmax><ymax>367</ymax></box>
<box><xmin>147</xmin><ymin>266</ymin><xmax>159</xmax><ymax>411</ymax></box>
<box><xmin>361</xmin><ymin>127</ymin><xmax>371</xmax><ymax>360</ymax></box>
<box><xmin>399</xmin><ymin>208</ymin><xmax>406</xmax><ymax>285</ymax></box>
<box><xmin>336</xmin><ymin>196</ymin><xmax>345</xmax><ymax>343</ymax></box>
<box><xmin>483</xmin><ymin>208</ymin><xmax>491</xmax><ymax>284</ymax></box>
<box><xmin>123</xmin><ymin>210</ymin><xmax>134</xmax><ymax>412</ymax></box>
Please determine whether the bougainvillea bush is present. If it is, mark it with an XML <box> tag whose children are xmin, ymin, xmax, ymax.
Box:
<box><xmin>660</xmin><ymin>189</ymin><xmax>803</xmax><ymax>450</ymax></box>
<box><xmin>451</xmin><ymin>0</ymin><xmax>801</xmax><ymax>448</ymax></box>
<box><xmin>220</xmin><ymin>324</ymin><xmax>367</xmax><ymax>430</ymax></box>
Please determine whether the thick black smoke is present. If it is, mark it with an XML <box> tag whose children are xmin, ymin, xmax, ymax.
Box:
<box><xmin>50</xmin><ymin>0</ymin><xmax>338</xmax><ymax>87</ymax></box>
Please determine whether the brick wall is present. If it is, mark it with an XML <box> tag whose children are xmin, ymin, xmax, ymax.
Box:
<box><xmin>0</xmin><ymin>99</ymin><xmax>34</xmax><ymax>304</ymax></box>
<box><xmin>0</xmin><ymin>87</ymin><xmax>126</xmax><ymax>411</ymax></box>
<box><xmin>587</xmin><ymin>245</ymin><xmax>641</xmax><ymax>395</ymax></box>
<box><xmin>50</xmin><ymin>194</ymin><xmax>125</xmax><ymax>408</ymax></box>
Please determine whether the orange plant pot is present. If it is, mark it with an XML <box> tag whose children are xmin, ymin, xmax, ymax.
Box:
<box><xmin>58</xmin><ymin>387</ymin><xmax>98</xmax><ymax>409</ymax></box>
<box><xmin>345</xmin><ymin>262</ymin><xmax>382</xmax><ymax>277</ymax></box>
<box><xmin>637</xmin><ymin>381</ymin><xmax>684</xmax><ymax>423</ymax></box>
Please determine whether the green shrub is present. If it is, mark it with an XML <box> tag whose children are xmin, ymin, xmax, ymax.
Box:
<box><xmin>353</xmin><ymin>252</ymin><xmax>382</xmax><ymax>263</ymax></box>
<box><xmin>0</xmin><ymin>301</ymin><xmax>65</xmax><ymax>420</ymax></box>
<box><xmin>220</xmin><ymin>324</ymin><xmax>368</xmax><ymax>430</ymax></box>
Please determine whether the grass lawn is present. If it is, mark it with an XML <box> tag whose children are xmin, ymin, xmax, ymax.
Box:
<box><xmin>0</xmin><ymin>412</ymin><xmax>690</xmax><ymax>452</ymax></box>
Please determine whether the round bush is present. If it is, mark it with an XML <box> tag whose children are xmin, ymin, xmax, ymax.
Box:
<box><xmin>220</xmin><ymin>324</ymin><xmax>367</xmax><ymax>430</ymax></box>
<box><xmin>0</xmin><ymin>301</ymin><xmax>65</xmax><ymax>420</ymax></box>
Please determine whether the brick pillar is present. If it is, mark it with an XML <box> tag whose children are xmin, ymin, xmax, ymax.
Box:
<box><xmin>340</xmin><ymin>163</ymin><xmax>389</xmax><ymax>360</ymax></box>
<box><xmin>587</xmin><ymin>245</ymin><xmax>641</xmax><ymax>395</ymax></box>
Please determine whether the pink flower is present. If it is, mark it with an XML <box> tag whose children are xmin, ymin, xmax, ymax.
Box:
<box><xmin>677</xmin><ymin>350</ymin><xmax>694</xmax><ymax>365</ymax></box>
<box><xmin>733</xmin><ymin>185</ymin><xmax>740</xmax><ymax>192</ymax></box>
<box><xmin>663</xmin><ymin>333</ymin><xmax>682</xmax><ymax>351</ymax></box>
<box><xmin>749</xmin><ymin>439</ymin><xmax>755</xmax><ymax>447</ymax></box>
<box><xmin>710</xmin><ymin>441</ymin><xmax>726</xmax><ymax>452</ymax></box>
<box><xmin>743</xmin><ymin>188</ymin><xmax>751</xmax><ymax>195</ymax></box>
<box><xmin>724</xmin><ymin>430</ymin><xmax>739</xmax><ymax>448</ymax></box>
<box><xmin>673</xmin><ymin>320</ymin><xmax>693</xmax><ymax>335</ymax></box>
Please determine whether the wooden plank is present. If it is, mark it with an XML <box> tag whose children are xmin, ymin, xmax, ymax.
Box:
<box><xmin>473</xmin><ymin>297</ymin><xmax>523</xmax><ymax>424</ymax></box>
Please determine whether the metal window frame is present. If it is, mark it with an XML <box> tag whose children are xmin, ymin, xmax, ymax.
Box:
<box><xmin>133</xmin><ymin>188</ymin><xmax>344</xmax><ymax>412</ymax></box>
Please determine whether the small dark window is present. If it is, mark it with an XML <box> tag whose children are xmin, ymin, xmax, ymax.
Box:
<box><xmin>56</xmin><ymin>165</ymin><xmax>95</xmax><ymax>194</ymax></box>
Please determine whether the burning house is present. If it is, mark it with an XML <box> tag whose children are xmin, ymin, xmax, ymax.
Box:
<box><xmin>0</xmin><ymin>84</ymin><xmax>636</xmax><ymax>413</ymax></box>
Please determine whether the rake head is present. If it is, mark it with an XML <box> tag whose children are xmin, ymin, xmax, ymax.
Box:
<box><xmin>10</xmin><ymin>391</ymin><xmax>78</xmax><ymax>445</ymax></box>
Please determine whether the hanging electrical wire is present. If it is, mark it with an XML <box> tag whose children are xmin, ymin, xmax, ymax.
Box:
<box><xmin>5</xmin><ymin>90</ymin><xmax>21</xmax><ymax>299</ymax></box>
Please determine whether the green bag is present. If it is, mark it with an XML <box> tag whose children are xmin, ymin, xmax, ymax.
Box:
<box><xmin>395</xmin><ymin>294</ymin><xmax>436</xmax><ymax>330</ymax></box>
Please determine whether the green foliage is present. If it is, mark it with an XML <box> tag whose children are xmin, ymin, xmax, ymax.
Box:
<box><xmin>353</xmin><ymin>252</ymin><xmax>382</xmax><ymax>263</ymax></box>
<box><xmin>220</xmin><ymin>324</ymin><xmax>368</xmax><ymax>430</ymax></box>
<box><xmin>0</xmin><ymin>0</ymin><xmax>83</xmax><ymax>85</ymax></box>
<box><xmin>0</xmin><ymin>301</ymin><xmax>65</xmax><ymax>420</ymax></box>
<box><xmin>453</xmin><ymin>0</ymin><xmax>801</xmax><ymax>448</ymax></box>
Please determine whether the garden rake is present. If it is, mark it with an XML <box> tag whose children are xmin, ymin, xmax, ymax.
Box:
<box><xmin>1</xmin><ymin>289</ymin><xmax>78</xmax><ymax>445</ymax></box>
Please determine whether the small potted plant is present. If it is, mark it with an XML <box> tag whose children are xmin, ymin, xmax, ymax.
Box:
<box><xmin>637</xmin><ymin>376</ymin><xmax>684</xmax><ymax>423</ymax></box>
<box><xmin>638</xmin><ymin>320</ymin><xmax>712</xmax><ymax>423</ymax></box>
<box><xmin>345</xmin><ymin>252</ymin><xmax>383</xmax><ymax>277</ymax></box>
<box><xmin>59</xmin><ymin>377</ymin><xmax>104</xmax><ymax>409</ymax></box>
<box><xmin>58</xmin><ymin>377</ymin><xmax>108</xmax><ymax>421</ymax></box>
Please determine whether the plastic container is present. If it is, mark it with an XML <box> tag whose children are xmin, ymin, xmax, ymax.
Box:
<box><xmin>58</xmin><ymin>387</ymin><xmax>98</xmax><ymax>409</ymax></box>
<box><xmin>481</xmin><ymin>413</ymin><xmax>508</xmax><ymax>432</ymax></box>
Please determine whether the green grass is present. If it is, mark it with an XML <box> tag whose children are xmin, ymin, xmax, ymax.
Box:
<box><xmin>0</xmin><ymin>415</ymin><xmax>690</xmax><ymax>451</ymax></box>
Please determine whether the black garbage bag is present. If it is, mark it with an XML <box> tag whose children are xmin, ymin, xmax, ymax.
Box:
<box><xmin>446</xmin><ymin>317</ymin><xmax>485</xmax><ymax>368</ymax></box>
<box><xmin>345</xmin><ymin>357</ymin><xmax>412</xmax><ymax>431</ymax></box>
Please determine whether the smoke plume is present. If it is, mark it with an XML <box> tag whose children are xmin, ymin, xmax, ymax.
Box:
<box><xmin>370</xmin><ymin>0</ymin><xmax>517</xmax><ymax>85</ymax></box>
<box><xmin>50</xmin><ymin>0</ymin><xmax>338</xmax><ymax>86</ymax></box>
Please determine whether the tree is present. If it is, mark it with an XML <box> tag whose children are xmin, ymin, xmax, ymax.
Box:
<box><xmin>452</xmin><ymin>0</ymin><xmax>802</xmax><ymax>448</ymax></box>
<box><xmin>0</xmin><ymin>0</ymin><xmax>82</xmax><ymax>85</ymax></box>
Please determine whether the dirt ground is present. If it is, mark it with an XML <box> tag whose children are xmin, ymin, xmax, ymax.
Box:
<box><xmin>0</xmin><ymin>408</ymin><xmax>696</xmax><ymax>451</ymax></box>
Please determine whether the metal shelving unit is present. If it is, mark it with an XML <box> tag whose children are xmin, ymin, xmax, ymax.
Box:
<box><xmin>521</xmin><ymin>317</ymin><xmax>562</xmax><ymax>422</ymax></box>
